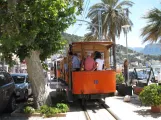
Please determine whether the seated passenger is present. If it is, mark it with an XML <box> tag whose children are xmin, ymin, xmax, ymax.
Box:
<box><xmin>95</xmin><ymin>53</ymin><xmax>104</xmax><ymax>70</ymax></box>
<box><xmin>84</xmin><ymin>53</ymin><xmax>96</xmax><ymax>71</ymax></box>
<box><xmin>94</xmin><ymin>51</ymin><xmax>101</xmax><ymax>60</ymax></box>
<box><xmin>72</xmin><ymin>53</ymin><xmax>81</xmax><ymax>71</ymax></box>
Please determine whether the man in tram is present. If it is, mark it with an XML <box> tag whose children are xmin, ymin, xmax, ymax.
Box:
<box><xmin>83</xmin><ymin>52</ymin><xmax>97</xmax><ymax>71</ymax></box>
<box><xmin>71</xmin><ymin>53</ymin><xmax>81</xmax><ymax>71</ymax></box>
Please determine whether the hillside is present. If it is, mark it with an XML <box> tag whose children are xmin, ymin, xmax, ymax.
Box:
<box><xmin>130</xmin><ymin>47</ymin><xmax>144</xmax><ymax>53</ymax></box>
<box><xmin>116</xmin><ymin>44</ymin><xmax>160</xmax><ymax>64</ymax></box>
<box><xmin>62</xmin><ymin>33</ymin><xmax>82</xmax><ymax>43</ymax></box>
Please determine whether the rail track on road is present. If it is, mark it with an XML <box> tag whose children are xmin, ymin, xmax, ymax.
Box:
<box><xmin>81</xmin><ymin>99</ymin><xmax>120</xmax><ymax>120</ymax></box>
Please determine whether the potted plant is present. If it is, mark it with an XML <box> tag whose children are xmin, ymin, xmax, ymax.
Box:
<box><xmin>116</xmin><ymin>73</ymin><xmax>124</xmax><ymax>90</ymax></box>
<box><xmin>139</xmin><ymin>84</ymin><xmax>161</xmax><ymax>113</ymax></box>
<box><xmin>116</xmin><ymin>73</ymin><xmax>132</xmax><ymax>96</ymax></box>
<box><xmin>116</xmin><ymin>73</ymin><xmax>124</xmax><ymax>85</ymax></box>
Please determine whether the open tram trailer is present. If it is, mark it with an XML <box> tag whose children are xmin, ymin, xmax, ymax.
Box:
<box><xmin>67</xmin><ymin>41</ymin><xmax>116</xmax><ymax>101</ymax></box>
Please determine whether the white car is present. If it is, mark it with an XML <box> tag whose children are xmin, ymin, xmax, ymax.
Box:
<box><xmin>11</xmin><ymin>73</ymin><xmax>32</xmax><ymax>101</ymax></box>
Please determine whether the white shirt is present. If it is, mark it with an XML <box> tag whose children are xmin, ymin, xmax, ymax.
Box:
<box><xmin>95</xmin><ymin>59</ymin><xmax>104</xmax><ymax>70</ymax></box>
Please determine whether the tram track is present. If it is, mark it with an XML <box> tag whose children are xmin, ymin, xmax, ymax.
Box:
<box><xmin>80</xmin><ymin>99</ymin><xmax>120</xmax><ymax>120</ymax></box>
<box><xmin>82</xmin><ymin>105</ymin><xmax>92</xmax><ymax>120</ymax></box>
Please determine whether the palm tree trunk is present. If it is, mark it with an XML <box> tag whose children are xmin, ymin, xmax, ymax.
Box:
<box><xmin>25</xmin><ymin>50</ymin><xmax>52</xmax><ymax>109</ymax></box>
<box><xmin>112</xmin><ymin>36</ymin><xmax>116</xmax><ymax>70</ymax></box>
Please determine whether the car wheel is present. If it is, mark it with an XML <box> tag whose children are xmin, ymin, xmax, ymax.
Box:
<box><xmin>6</xmin><ymin>95</ymin><xmax>16</xmax><ymax>112</ymax></box>
<box><xmin>24</xmin><ymin>90</ymin><xmax>28</xmax><ymax>101</ymax></box>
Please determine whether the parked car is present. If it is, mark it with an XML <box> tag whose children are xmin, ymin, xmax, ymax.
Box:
<box><xmin>129</xmin><ymin>69</ymin><xmax>149</xmax><ymax>85</ymax></box>
<box><xmin>11</xmin><ymin>73</ymin><xmax>32</xmax><ymax>101</ymax></box>
<box><xmin>0</xmin><ymin>70</ymin><xmax>16</xmax><ymax>113</ymax></box>
<box><xmin>137</xmin><ymin>71</ymin><xmax>147</xmax><ymax>80</ymax></box>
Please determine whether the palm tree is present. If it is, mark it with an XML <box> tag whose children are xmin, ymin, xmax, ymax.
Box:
<box><xmin>141</xmin><ymin>8</ymin><xmax>161</xmax><ymax>43</ymax></box>
<box><xmin>87</xmin><ymin>0</ymin><xmax>133</xmax><ymax>69</ymax></box>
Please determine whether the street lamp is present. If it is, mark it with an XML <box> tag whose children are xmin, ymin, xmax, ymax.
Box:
<box><xmin>122</xmin><ymin>24</ymin><xmax>130</xmax><ymax>85</ymax></box>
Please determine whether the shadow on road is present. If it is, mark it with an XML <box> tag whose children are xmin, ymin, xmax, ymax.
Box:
<box><xmin>134</xmin><ymin>109</ymin><xmax>161</xmax><ymax>119</ymax></box>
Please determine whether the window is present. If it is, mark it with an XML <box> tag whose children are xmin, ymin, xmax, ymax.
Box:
<box><xmin>12</xmin><ymin>75</ymin><xmax>25</xmax><ymax>84</ymax></box>
<box><xmin>0</xmin><ymin>73</ymin><xmax>6</xmax><ymax>86</ymax></box>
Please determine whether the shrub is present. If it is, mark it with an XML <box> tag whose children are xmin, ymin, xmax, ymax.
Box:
<box><xmin>23</xmin><ymin>106</ymin><xmax>35</xmax><ymax>114</ymax></box>
<box><xmin>44</xmin><ymin>107</ymin><xmax>60</xmax><ymax>117</ymax></box>
<box><xmin>116</xmin><ymin>73</ymin><xmax>124</xmax><ymax>84</ymax></box>
<box><xmin>39</xmin><ymin>104</ymin><xmax>68</xmax><ymax>117</ymax></box>
<box><xmin>56</xmin><ymin>103</ymin><xmax>69</xmax><ymax>113</ymax></box>
<box><xmin>139</xmin><ymin>84</ymin><xmax>161</xmax><ymax>106</ymax></box>
<box><xmin>40</xmin><ymin>105</ymin><xmax>49</xmax><ymax>114</ymax></box>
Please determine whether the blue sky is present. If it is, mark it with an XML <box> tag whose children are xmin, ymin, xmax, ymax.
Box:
<box><xmin>66</xmin><ymin>0</ymin><xmax>161</xmax><ymax>48</ymax></box>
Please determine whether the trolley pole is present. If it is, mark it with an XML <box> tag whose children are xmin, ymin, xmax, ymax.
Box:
<box><xmin>98</xmin><ymin>10</ymin><xmax>102</xmax><ymax>41</ymax></box>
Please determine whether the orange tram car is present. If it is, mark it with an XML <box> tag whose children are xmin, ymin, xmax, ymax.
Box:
<box><xmin>63</xmin><ymin>41</ymin><xmax>116</xmax><ymax>102</ymax></box>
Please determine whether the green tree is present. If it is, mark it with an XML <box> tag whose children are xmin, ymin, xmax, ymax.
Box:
<box><xmin>0</xmin><ymin>0</ymin><xmax>83</xmax><ymax>108</ymax></box>
<box><xmin>87</xmin><ymin>0</ymin><xmax>133</xmax><ymax>69</ymax></box>
<box><xmin>141</xmin><ymin>7</ymin><xmax>161</xmax><ymax>62</ymax></box>
<box><xmin>141</xmin><ymin>8</ymin><xmax>161</xmax><ymax>43</ymax></box>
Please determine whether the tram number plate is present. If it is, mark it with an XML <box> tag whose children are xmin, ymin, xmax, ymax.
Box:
<box><xmin>94</xmin><ymin>80</ymin><xmax>99</xmax><ymax>84</ymax></box>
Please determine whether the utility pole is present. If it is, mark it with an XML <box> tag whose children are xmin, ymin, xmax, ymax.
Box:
<box><xmin>98</xmin><ymin>10</ymin><xmax>102</xmax><ymax>41</ymax></box>
<box><xmin>122</xmin><ymin>7</ymin><xmax>130</xmax><ymax>85</ymax></box>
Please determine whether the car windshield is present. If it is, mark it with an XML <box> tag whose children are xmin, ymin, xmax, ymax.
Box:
<box><xmin>129</xmin><ymin>72</ymin><xmax>135</xmax><ymax>79</ymax></box>
<box><xmin>12</xmin><ymin>75</ymin><xmax>25</xmax><ymax>84</ymax></box>
<box><xmin>137</xmin><ymin>71</ymin><xmax>147</xmax><ymax>79</ymax></box>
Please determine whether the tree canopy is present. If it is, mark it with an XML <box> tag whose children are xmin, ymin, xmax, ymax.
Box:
<box><xmin>0</xmin><ymin>0</ymin><xmax>83</xmax><ymax>62</ymax></box>
<box><xmin>141</xmin><ymin>7</ymin><xmax>161</xmax><ymax>43</ymax></box>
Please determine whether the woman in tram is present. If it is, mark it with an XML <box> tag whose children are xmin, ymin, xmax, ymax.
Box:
<box><xmin>95</xmin><ymin>52</ymin><xmax>104</xmax><ymax>71</ymax></box>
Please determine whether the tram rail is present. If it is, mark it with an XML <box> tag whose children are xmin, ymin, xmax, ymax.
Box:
<box><xmin>80</xmin><ymin>99</ymin><xmax>120</xmax><ymax>120</ymax></box>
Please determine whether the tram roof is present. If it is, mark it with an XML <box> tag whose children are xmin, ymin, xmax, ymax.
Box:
<box><xmin>72</xmin><ymin>41</ymin><xmax>113</xmax><ymax>47</ymax></box>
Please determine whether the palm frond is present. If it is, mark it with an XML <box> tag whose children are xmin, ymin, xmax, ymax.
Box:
<box><xmin>141</xmin><ymin>8</ymin><xmax>161</xmax><ymax>43</ymax></box>
<box><xmin>115</xmin><ymin>0</ymin><xmax>134</xmax><ymax>9</ymax></box>
<box><xmin>102</xmin><ymin>0</ymin><xmax>118</xmax><ymax>8</ymax></box>
<box><xmin>87</xmin><ymin>3</ymin><xmax>105</xmax><ymax>19</ymax></box>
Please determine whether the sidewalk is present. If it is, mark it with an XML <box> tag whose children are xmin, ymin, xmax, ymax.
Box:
<box><xmin>1</xmin><ymin>96</ymin><xmax>161</xmax><ymax>120</ymax></box>
<box><xmin>105</xmin><ymin>96</ymin><xmax>161</xmax><ymax>120</ymax></box>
